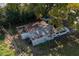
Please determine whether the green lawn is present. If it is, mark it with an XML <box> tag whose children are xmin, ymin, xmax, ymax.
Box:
<box><xmin>0</xmin><ymin>41</ymin><xmax>15</xmax><ymax>56</ymax></box>
<box><xmin>0</xmin><ymin>34</ymin><xmax>15</xmax><ymax>56</ymax></box>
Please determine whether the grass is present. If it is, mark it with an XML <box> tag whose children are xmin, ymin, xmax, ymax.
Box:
<box><xmin>0</xmin><ymin>34</ymin><xmax>15</xmax><ymax>56</ymax></box>
<box><xmin>49</xmin><ymin>40</ymin><xmax>79</xmax><ymax>56</ymax></box>
<box><xmin>0</xmin><ymin>41</ymin><xmax>15</xmax><ymax>56</ymax></box>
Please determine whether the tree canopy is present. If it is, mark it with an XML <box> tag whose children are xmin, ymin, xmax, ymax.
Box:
<box><xmin>0</xmin><ymin>3</ymin><xmax>79</xmax><ymax>29</ymax></box>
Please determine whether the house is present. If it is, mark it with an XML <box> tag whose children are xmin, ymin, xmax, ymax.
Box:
<box><xmin>16</xmin><ymin>18</ymin><xmax>70</xmax><ymax>46</ymax></box>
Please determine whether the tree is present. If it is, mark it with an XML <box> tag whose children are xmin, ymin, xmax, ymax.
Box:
<box><xmin>0</xmin><ymin>6</ymin><xmax>6</xmax><ymax>27</ymax></box>
<box><xmin>26</xmin><ymin>3</ymin><xmax>55</xmax><ymax>17</ymax></box>
<box><xmin>5</xmin><ymin>3</ymin><xmax>21</xmax><ymax>27</ymax></box>
<box><xmin>5</xmin><ymin>3</ymin><xmax>37</xmax><ymax>27</ymax></box>
<box><xmin>48</xmin><ymin>4</ymin><xmax>68</xmax><ymax>27</ymax></box>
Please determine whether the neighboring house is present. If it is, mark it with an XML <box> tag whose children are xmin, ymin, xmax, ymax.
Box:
<box><xmin>16</xmin><ymin>19</ymin><xmax>70</xmax><ymax>46</ymax></box>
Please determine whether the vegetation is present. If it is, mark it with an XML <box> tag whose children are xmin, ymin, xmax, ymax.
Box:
<box><xmin>0</xmin><ymin>3</ymin><xmax>79</xmax><ymax>28</ymax></box>
<box><xmin>0</xmin><ymin>35</ymin><xmax>5</xmax><ymax>40</ymax></box>
<box><xmin>0</xmin><ymin>41</ymin><xmax>15</xmax><ymax>56</ymax></box>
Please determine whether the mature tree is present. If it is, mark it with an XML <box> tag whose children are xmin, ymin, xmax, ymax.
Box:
<box><xmin>5</xmin><ymin>3</ymin><xmax>21</xmax><ymax>27</ymax></box>
<box><xmin>5</xmin><ymin>3</ymin><xmax>37</xmax><ymax>27</ymax></box>
<box><xmin>0</xmin><ymin>7</ymin><xmax>6</xmax><ymax>26</ymax></box>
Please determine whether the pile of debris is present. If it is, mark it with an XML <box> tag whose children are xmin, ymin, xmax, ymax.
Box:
<box><xmin>16</xmin><ymin>21</ymin><xmax>48</xmax><ymax>34</ymax></box>
<box><xmin>16</xmin><ymin>20</ymin><xmax>70</xmax><ymax>46</ymax></box>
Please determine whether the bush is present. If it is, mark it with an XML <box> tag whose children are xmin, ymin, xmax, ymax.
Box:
<box><xmin>0</xmin><ymin>35</ymin><xmax>5</xmax><ymax>41</ymax></box>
